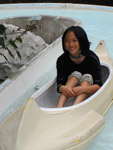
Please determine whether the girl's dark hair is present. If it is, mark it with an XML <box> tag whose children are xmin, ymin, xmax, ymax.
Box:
<box><xmin>62</xmin><ymin>26</ymin><xmax>91</xmax><ymax>55</ymax></box>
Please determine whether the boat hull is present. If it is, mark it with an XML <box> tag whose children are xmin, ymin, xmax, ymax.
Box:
<box><xmin>13</xmin><ymin>62</ymin><xmax>112</xmax><ymax>150</ymax></box>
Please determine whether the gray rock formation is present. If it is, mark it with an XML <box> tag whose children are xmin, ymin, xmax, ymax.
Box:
<box><xmin>0</xmin><ymin>24</ymin><xmax>48</xmax><ymax>81</ymax></box>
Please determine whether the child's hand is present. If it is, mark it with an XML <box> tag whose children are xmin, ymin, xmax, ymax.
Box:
<box><xmin>60</xmin><ymin>85</ymin><xmax>76</xmax><ymax>98</ymax></box>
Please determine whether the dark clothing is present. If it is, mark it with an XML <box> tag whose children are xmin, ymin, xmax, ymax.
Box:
<box><xmin>56</xmin><ymin>50</ymin><xmax>103</xmax><ymax>88</ymax></box>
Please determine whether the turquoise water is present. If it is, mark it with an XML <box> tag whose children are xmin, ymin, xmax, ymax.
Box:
<box><xmin>0</xmin><ymin>3</ymin><xmax>113</xmax><ymax>150</ymax></box>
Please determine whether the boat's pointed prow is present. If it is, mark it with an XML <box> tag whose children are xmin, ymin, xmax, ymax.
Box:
<box><xmin>14</xmin><ymin>98</ymin><xmax>105</xmax><ymax>150</ymax></box>
<box><xmin>95</xmin><ymin>40</ymin><xmax>113</xmax><ymax>65</ymax></box>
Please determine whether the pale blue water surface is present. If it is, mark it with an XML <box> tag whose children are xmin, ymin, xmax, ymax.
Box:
<box><xmin>0</xmin><ymin>3</ymin><xmax>113</xmax><ymax>150</ymax></box>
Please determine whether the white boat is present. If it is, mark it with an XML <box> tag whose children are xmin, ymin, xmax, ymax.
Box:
<box><xmin>0</xmin><ymin>40</ymin><xmax>113</xmax><ymax>150</ymax></box>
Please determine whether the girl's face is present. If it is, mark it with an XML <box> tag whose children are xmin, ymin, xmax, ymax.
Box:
<box><xmin>64</xmin><ymin>31</ymin><xmax>81</xmax><ymax>56</ymax></box>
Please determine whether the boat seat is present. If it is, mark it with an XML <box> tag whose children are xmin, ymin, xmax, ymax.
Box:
<box><xmin>101</xmin><ymin>65</ymin><xmax>109</xmax><ymax>83</ymax></box>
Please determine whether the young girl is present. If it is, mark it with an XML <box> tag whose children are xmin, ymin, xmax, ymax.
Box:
<box><xmin>56</xmin><ymin>26</ymin><xmax>102</xmax><ymax>108</ymax></box>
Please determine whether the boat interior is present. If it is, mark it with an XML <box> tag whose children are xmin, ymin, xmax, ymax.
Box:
<box><xmin>35</xmin><ymin>64</ymin><xmax>110</xmax><ymax>108</ymax></box>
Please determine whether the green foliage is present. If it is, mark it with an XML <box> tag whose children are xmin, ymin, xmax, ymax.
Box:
<box><xmin>0</xmin><ymin>22</ymin><xmax>37</xmax><ymax>62</ymax></box>
<box><xmin>0</xmin><ymin>24</ymin><xmax>6</xmax><ymax>34</ymax></box>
